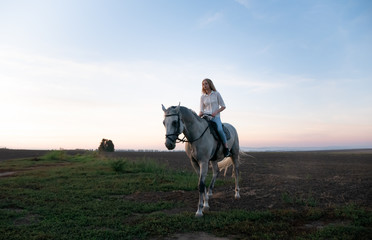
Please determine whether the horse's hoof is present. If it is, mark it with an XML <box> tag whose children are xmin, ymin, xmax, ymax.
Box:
<box><xmin>235</xmin><ymin>193</ymin><xmax>241</xmax><ymax>199</ymax></box>
<box><xmin>203</xmin><ymin>205</ymin><xmax>210</xmax><ymax>212</ymax></box>
<box><xmin>195</xmin><ymin>212</ymin><xmax>203</xmax><ymax>218</ymax></box>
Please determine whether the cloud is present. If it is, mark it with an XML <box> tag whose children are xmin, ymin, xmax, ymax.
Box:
<box><xmin>234</xmin><ymin>0</ymin><xmax>251</xmax><ymax>9</ymax></box>
<box><xmin>1</xmin><ymin>45</ymin><xmax>371</xmax><ymax>150</ymax></box>
<box><xmin>198</xmin><ymin>12</ymin><xmax>223</xmax><ymax>27</ymax></box>
<box><xmin>256</xmin><ymin>44</ymin><xmax>272</xmax><ymax>56</ymax></box>
<box><xmin>224</xmin><ymin>78</ymin><xmax>284</xmax><ymax>93</ymax></box>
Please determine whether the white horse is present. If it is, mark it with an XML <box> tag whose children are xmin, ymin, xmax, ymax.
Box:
<box><xmin>162</xmin><ymin>104</ymin><xmax>241</xmax><ymax>217</ymax></box>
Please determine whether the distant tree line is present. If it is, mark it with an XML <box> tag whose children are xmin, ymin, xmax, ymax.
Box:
<box><xmin>98</xmin><ymin>138</ymin><xmax>115</xmax><ymax>152</ymax></box>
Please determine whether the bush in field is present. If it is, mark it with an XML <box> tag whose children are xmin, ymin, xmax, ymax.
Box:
<box><xmin>111</xmin><ymin>159</ymin><xmax>127</xmax><ymax>173</ymax></box>
<box><xmin>42</xmin><ymin>150</ymin><xmax>67</xmax><ymax>161</ymax></box>
<box><xmin>98</xmin><ymin>138</ymin><xmax>115</xmax><ymax>152</ymax></box>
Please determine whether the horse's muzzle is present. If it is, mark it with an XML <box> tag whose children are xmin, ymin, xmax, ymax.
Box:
<box><xmin>165</xmin><ymin>139</ymin><xmax>176</xmax><ymax>150</ymax></box>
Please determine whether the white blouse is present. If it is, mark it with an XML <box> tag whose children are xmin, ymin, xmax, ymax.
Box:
<box><xmin>200</xmin><ymin>91</ymin><xmax>226</xmax><ymax>117</ymax></box>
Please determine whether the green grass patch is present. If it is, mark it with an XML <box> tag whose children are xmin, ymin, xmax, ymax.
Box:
<box><xmin>0</xmin><ymin>151</ymin><xmax>370</xmax><ymax>240</ymax></box>
<box><xmin>40</xmin><ymin>150</ymin><xmax>68</xmax><ymax>161</ymax></box>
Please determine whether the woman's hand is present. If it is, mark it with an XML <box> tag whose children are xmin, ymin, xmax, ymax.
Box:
<box><xmin>212</xmin><ymin>107</ymin><xmax>226</xmax><ymax>117</ymax></box>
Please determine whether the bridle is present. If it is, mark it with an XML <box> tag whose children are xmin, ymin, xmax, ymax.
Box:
<box><xmin>164</xmin><ymin>113</ymin><xmax>182</xmax><ymax>142</ymax></box>
<box><xmin>164</xmin><ymin>113</ymin><xmax>209</xmax><ymax>143</ymax></box>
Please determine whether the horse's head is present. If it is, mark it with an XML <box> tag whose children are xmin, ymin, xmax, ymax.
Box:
<box><xmin>162</xmin><ymin>104</ymin><xmax>184</xmax><ymax>150</ymax></box>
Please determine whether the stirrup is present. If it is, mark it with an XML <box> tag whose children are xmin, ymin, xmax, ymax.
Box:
<box><xmin>224</xmin><ymin>148</ymin><xmax>232</xmax><ymax>157</ymax></box>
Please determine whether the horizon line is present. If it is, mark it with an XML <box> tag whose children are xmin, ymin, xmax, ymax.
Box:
<box><xmin>1</xmin><ymin>146</ymin><xmax>372</xmax><ymax>152</ymax></box>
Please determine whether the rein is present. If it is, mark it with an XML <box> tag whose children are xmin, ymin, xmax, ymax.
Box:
<box><xmin>176</xmin><ymin>125</ymin><xmax>209</xmax><ymax>143</ymax></box>
<box><xmin>164</xmin><ymin>113</ymin><xmax>209</xmax><ymax>144</ymax></box>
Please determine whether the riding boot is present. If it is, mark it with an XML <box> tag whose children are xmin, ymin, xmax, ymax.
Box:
<box><xmin>223</xmin><ymin>147</ymin><xmax>232</xmax><ymax>157</ymax></box>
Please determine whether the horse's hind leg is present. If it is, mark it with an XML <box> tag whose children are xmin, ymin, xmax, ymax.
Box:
<box><xmin>232</xmin><ymin>151</ymin><xmax>240</xmax><ymax>199</ymax></box>
<box><xmin>208</xmin><ymin>161</ymin><xmax>220</xmax><ymax>197</ymax></box>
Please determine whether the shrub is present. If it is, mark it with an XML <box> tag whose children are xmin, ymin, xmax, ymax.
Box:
<box><xmin>42</xmin><ymin>150</ymin><xmax>67</xmax><ymax>161</ymax></box>
<box><xmin>111</xmin><ymin>159</ymin><xmax>127</xmax><ymax>173</ymax></box>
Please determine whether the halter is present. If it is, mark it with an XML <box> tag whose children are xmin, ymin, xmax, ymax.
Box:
<box><xmin>164</xmin><ymin>113</ymin><xmax>209</xmax><ymax>143</ymax></box>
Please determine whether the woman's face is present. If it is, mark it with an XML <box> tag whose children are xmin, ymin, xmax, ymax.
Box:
<box><xmin>202</xmin><ymin>80</ymin><xmax>211</xmax><ymax>92</ymax></box>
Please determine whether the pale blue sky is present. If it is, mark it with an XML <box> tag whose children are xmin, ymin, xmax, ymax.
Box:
<box><xmin>0</xmin><ymin>0</ymin><xmax>371</xmax><ymax>150</ymax></box>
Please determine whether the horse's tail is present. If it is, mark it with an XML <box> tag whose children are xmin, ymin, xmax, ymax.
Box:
<box><xmin>239</xmin><ymin>151</ymin><xmax>256</xmax><ymax>159</ymax></box>
<box><xmin>218</xmin><ymin>151</ymin><xmax>255</xmax><ymax>176</ymax></box>
<box><xmin>217</xmin><ymin>156</ymin><xmax>233</xmax><ymax>176</ymax></box>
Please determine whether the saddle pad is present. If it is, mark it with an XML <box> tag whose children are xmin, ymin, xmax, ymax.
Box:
<box><xmin>206</xmin><ymin>120</ymin><xmax>231</xmax><ymax>141</ymax></box>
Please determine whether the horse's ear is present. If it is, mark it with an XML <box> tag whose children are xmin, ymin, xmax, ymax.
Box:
<box><xmin>162</xmin><ymin>104</ymin><xmax>167</xmax><ymax>112</ymax></box>
<box><xmin>175</xmin><ymin>102</ymin><xmax>181</xmax><ymax>112</ymax></box>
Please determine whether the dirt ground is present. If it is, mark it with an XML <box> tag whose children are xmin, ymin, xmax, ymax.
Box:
<box><xmin>111</xmin><ymin>150</ymin><xmax>372</xmax><ymax>214</ymax></box>
<box><xmin>1</xmin><ymin>148</ymin><xmax>371</xmax><ymax>239</ymax></box>
<box><xmin>1</xmin><ymin>148</ymin><xmax>371</xmax><ymax>213</ymax></box>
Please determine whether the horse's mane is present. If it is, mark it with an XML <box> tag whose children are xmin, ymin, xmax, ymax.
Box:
<box><xmin>175</xmin><ymin>106</ymin><xmax>203</xmax><ymax>123</ymax></box>
<box><xmin>166</xmin><ymin>105</ymin><xmax>203</xmax><ymax>123</ymax></box>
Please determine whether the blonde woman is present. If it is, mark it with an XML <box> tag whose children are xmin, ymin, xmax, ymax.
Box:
<box><xmin>198</xmin><ymin>78</ymin><xmax>232</xmax><ymax>157</ymax></box>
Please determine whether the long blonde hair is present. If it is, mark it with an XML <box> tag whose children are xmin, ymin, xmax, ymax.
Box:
<box><xmin>202</xmin><ymin>78</ymin><xmax>217</xmax><ymax>94</ymax></box>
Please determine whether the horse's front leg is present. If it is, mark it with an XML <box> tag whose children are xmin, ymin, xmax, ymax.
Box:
<box><xmin>208</xmin><ymin>161</ymin><xmax>220</xmax><ymax>197</ymax></box>
<box><xmin>195</xmin><ymin>161</ymin><xmax>209</xmax><ymax>217</ymax></box>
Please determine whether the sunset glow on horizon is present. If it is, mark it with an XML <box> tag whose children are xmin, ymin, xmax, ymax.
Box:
<box><xmin>1</xmin><ymin>0</ymin><xmax>371</xmax><ymax>151</ymax></box>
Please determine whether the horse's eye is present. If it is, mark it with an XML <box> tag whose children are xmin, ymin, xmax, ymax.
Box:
<box><xmin>172</xmin><ymin>121</ymin><xmax>177</xmax><ymax>127</ymax></box>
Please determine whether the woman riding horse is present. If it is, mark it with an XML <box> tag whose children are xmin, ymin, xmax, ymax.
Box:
<box><xmin>199</xmin><ymin>78</ymin><xmax>232</xmax><ymax>158</ymax></box>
